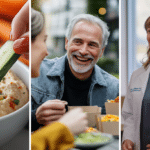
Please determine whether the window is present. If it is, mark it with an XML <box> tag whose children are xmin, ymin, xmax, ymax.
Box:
<box><xmin>128</xmin><ymin>0</ymin><xmax>150</xmax><ymax>81</ymax></box>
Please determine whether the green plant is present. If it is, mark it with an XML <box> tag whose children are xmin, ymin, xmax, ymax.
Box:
<box><xmin>96</xmin><ymin>57</ymin><xmax>119</xmax><ymax>75</ymax></box>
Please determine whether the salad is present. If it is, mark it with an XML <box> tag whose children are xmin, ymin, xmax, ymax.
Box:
<box><xmin>75</xmin><ymin>132</ymin><xmax>110</xmax><ymax>144</ymax></box>
<box><xmin>75</xmin><ymin>127</ymin><xmax>111</xmax><ymax>144</ymax></box>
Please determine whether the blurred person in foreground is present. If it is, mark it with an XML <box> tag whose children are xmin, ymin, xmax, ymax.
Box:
<box><xmin>122</xmin><ymin>16</ymin><xmax>150</xmax><ymax>150</ymax></box>
<box><xmin>31</xmin><ymin>8</ymin><xmax>88</xmax><ymax>150</ymax></box>
<box><xmin>31</xmin><ymin>13</ymin><xmax>119</xmax><ymax>131</ymax></box>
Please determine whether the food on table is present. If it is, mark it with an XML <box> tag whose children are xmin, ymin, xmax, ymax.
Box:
<box><xmin>0</xmin><ymin>70</ymin><xmax>28</xmax><ymax>117</ymax></box>
<box><xmin>75</xmin><ymin>132</ymin><xmax>110</xmax><ymax>144</ymax></box>
<box><xmin>107</xmin><ymin>96</ymin><xmax>119</xmax><ymax>103</ymax></box>
<box><xmin>85</xmin><ymin>127</ymin><xmax>98</xmax><ymax>133</ymax></box>
<box><xmin>101</xmin><ymin>114</ymin><xmax>119</xmax><ymax>122</ymax></box>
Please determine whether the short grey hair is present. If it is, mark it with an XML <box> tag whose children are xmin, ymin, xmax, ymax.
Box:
<box><xmin>66</xmin><ymin>14</ymin><xmax>110</xmax><ymax>49</ymax></box>
<box><xmin>31</xmin><ymin>8</ymin><xmax>45</xmax><ymax>41</ymax></box>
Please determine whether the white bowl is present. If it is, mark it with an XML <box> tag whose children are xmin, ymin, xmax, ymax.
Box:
<box><xmin>0</xmin><ymin>61</ymin><xmax>29</xmax><ymax>146</ymax></box>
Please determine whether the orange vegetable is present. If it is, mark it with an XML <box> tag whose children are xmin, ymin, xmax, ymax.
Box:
<box><xmin>0</xmin><ymin>0</ymin><xmax>29</xmax><ymax>66</ymax></box>
<box><xmin>9</xmin><ymin>101</ymin><xmax>16</xmax><ymax>110</ymax></box>
<box><xmin>19</xmin><ymin>57</ymin><xmax>29</xmax><ymax>66</ymax></box>
<box><xmin>0</xmin><ymin>0</ymin><xmax>27</xmax><ymax>19</ymax></box>
<box><xmin>0</xmin><ymin>19</ymin><xmax>11</xmax><ymax>43</ymax></box>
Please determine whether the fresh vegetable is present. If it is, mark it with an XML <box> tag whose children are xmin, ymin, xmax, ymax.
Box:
<box><xmin>13</xmin><ymin>99</ymin><xmax>20</xmax><ymax>105</ymax></box>
<box><xmin>0</xmin><ymin>0</ymin><xmax>26</xmax><ymax>19</ymax></box>
<box><xmin>0</xmin><ymin>19</ymin><xmax>11</xmax><ymax>43</ymax></box>
<box><xmin>18</xmin><ymin>57</ymin><xmax>29</xmax><ymax>66</ymax></box>
<box><xmin>0</xmin><ymin>41</ymin><xmax>20</xmax><ymax>81</ymax></box>
<box><xmin>9</xmin><ymin>101</ymin><xmax>16</xmax><ymax>110</ymax></box>
<box><xmin>9</xmin><ymin>99</ymin><xmax>20</xmax><ymax>110</ymax></box>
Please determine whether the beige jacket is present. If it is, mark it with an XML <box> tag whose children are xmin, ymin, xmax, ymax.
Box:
<box><xmin>122</xmin><ymin>65</ymin><xmax>150</xmax><ymax>150</ymax></box>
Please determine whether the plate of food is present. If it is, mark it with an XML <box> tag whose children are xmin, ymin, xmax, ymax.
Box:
<box><xmin>74</xmin><ymin>127</ymin><xmax>113</xmax><ymax>149</ymax></box>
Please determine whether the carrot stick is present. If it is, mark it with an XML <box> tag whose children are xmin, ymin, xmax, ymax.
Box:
<box><xmin>0</xmin><ymin>19</ymin><xmax>11</xmax><ymax>42</ymax></box>
<box><xmin>19</xmin><ymin>57</ymin><xmax>29</xmax><ymax>66</ymax></box>
<box><xmin>0</xmin><ymin>0</ymin><xmax>27</xmax><ymax>19</ymax></box>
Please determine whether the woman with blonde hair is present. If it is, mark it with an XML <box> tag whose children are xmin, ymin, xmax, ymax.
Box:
<box><xmin>143</xmin><ymin>17</ymin><xmax>150</xmax><ymax>69</ymax></box>
<box><xmin>122</xmin><ymin>16</ymin><xmax>150</xmax><ymax>150</ymax></box>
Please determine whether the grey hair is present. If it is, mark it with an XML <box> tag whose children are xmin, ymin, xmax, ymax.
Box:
<box><xmin>31</xmin><ymin>8</ymin><xmax>45</xmax><ymax>41</ymax></box>
<box><xmin>66</xmin><ymin>14</ymin><xmax>110</xmax><ymax>49</ymax></box>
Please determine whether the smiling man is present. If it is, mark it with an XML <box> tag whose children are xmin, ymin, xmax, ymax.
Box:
<box><xmin>31</xmin><ymin>14</ymin><xmax>119</xmax><ymax>131</ymax></box>
<box><xmin>66</xmin><ymin>21</ymin><xmax>104</xmax><ymax>80</ymax></box>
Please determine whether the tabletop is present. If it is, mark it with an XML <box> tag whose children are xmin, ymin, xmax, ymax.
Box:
<box><xmin>0</xmin><ymin>128</ymin><xmax>119</xmax><ymax>150</ymax></box>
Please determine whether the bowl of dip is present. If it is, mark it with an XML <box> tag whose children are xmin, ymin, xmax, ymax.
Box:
<box><xmin>0</xmin><ymin>61</ymin><xmax>29</xmax><ymax>146</ymax></box>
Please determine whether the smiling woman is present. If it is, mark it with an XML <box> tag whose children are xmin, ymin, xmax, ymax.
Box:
<box><xmin>122</xmin><ymin>16</ymin><xmax>150</xmax><ymax>150</ymax></box>
<box><xmin>31</xmin><ymin>8</ymin><xmax>48</xmax><ymax>77</ymax></box>
<box><xmin>31</xmin><ymin>8</ymin><xmax>89</xmax><ymax>150</ymax></box>
<box><xmin>143</xmin><ymin>17</ymin><xmax>150</xmax><ymax>68</ymax></box>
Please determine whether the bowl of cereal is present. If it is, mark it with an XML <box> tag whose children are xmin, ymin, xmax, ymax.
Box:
<box><xmin>0</xmin><ymin>60</ymin><xmax>29</xmax><ymax>146</ymax></box>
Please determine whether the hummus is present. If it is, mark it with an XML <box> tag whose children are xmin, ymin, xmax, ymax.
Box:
<box><xmin>0</xmin><ymin>70</ymin><xmax>29</xmax><ymax>117</ymax></box>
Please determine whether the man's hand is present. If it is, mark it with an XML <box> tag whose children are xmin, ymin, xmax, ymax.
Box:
<box><xmin>122</xmin><ymin>139</ymin><xmax>134</xmax><ymax>150</ymax></box>
<box><xmin>147</xmin><ymin>144</ymin><xmax>150</xmax><ymax>150</ymax></box>
<box><xmin>36</xmin><ymin>100</ymin><xmax>67</xmax><ymax>126</ymax></box>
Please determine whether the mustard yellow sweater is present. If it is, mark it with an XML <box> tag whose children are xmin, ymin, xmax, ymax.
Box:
<box><xmin>32</xmin><ymin>122</ymin><xmax>74</xmax><ymax>150</ymax></box>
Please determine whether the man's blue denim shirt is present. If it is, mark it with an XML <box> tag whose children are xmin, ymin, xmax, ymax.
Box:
<box><xmin>31</xmin><ymin>55</ymin><xmax>119</xmax><ymax>130</ymax></box>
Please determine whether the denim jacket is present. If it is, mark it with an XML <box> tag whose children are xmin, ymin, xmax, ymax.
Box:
<box><xmin>31</xmin><ymin>55</ymin><xmax>119</xmax><ymax>130</ymax></box>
